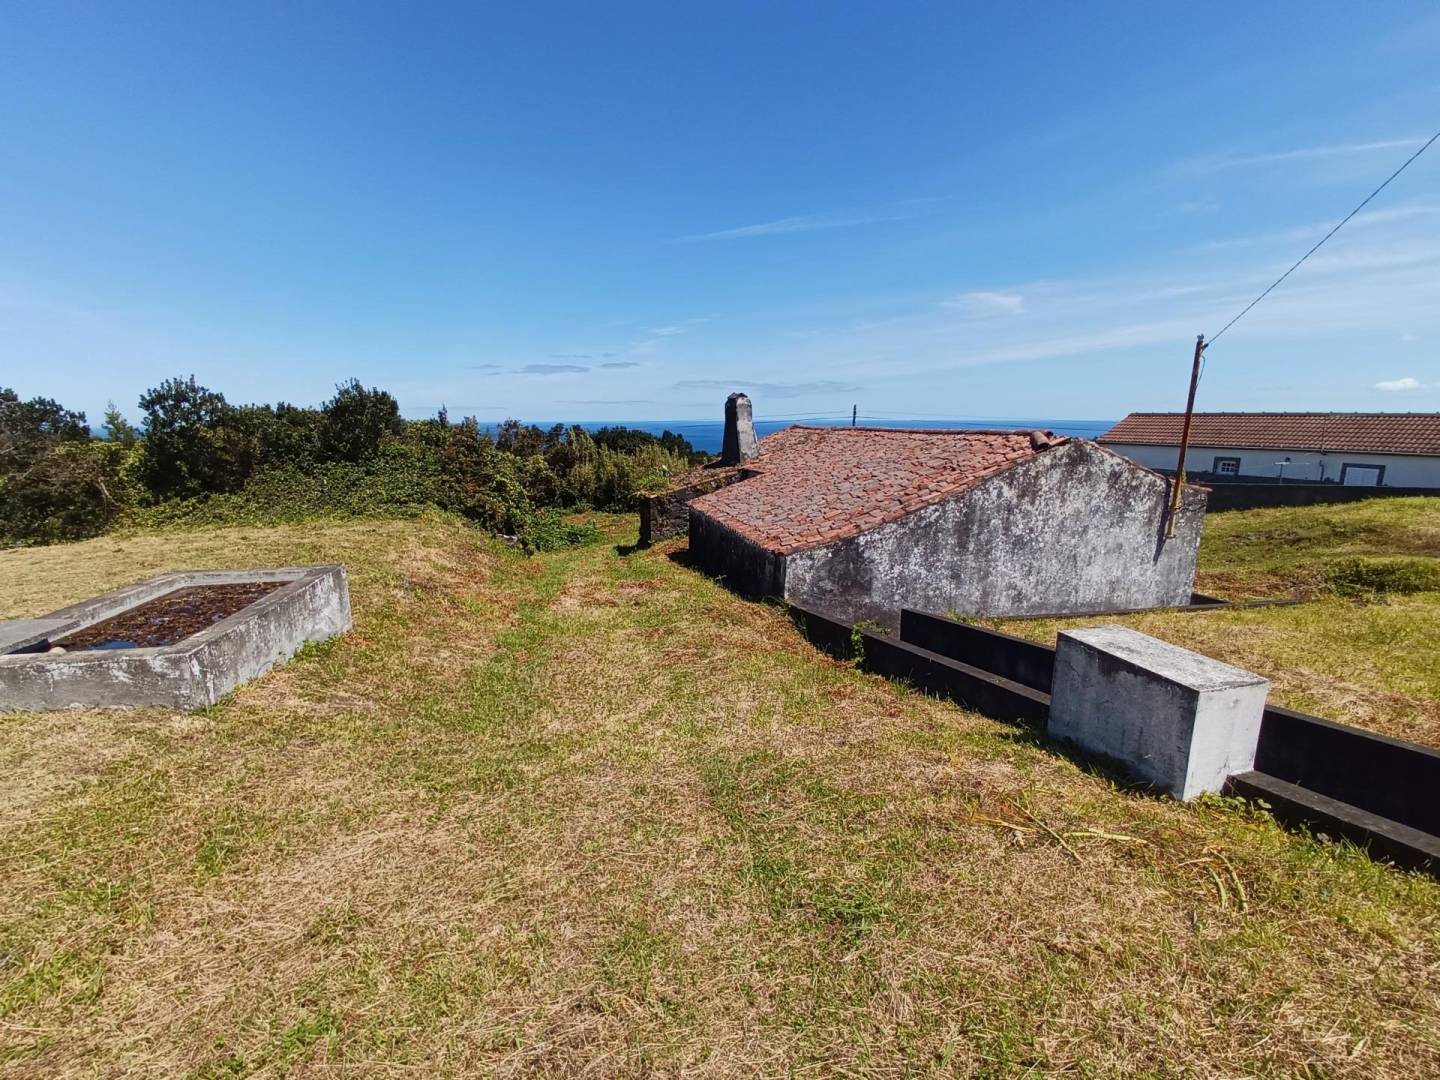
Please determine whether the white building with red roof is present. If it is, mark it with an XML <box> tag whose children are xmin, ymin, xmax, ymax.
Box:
<box><xmin>1099</xmin><ymin>412</ymin><xmax>1440</xmax><ymax>487</ymax></box>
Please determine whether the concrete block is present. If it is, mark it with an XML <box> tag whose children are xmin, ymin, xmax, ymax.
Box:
<box><xmin>1048</xmin><ymin>625</ymin><xmax>1269</xmax><ymax>800</ymax></box>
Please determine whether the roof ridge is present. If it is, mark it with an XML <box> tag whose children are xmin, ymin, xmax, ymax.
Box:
<box><xmin>1114</xmin><ymin>411</ymin><xmax>1440</xmax><ymax>418</ymax></box>
<box><xmin>787</xmin><ymin>424</ymin><xmax>1047</xmax><ymax>436</ymax></box>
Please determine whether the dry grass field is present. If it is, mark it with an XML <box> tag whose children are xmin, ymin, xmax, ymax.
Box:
<box><xmin>1</xmin><ymin>508</ymin><xmax>1438</xmax><ymax>1077</ymax></box>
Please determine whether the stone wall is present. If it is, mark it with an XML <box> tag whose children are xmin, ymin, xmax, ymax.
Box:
<box><xmin>782</xmin><ymin>440</ymin><xmax>1207</xmax><ymax>624</ymax></box>
<box><xmin>688</xmin><ymin>508</ymin><xmax>786</xmax><ymax>598</ymax></box>
<box><xmin>639</xmin><ymin>467</ymin><xmax>744</xmax><ymax>545</ymax></box>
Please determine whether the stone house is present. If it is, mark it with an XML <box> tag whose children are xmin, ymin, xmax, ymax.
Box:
<box><xmin>672</xmin><ymin>396</ymin><xmax>1207</xmax><ymax>624</ymax></box>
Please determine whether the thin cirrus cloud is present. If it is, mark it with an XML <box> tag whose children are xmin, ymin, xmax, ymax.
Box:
<box><xmin>519</xmin><ymin>363</ymin><xmax>588</xmax><ymax>375</ymax></box>
<box><xmin>942</xmin><ymin>290</ymin><xmax>1025</xmax><ymax>316</ymax></box>
<box><xmin>675</xmin><ymin>201</ymin><xmax>938</xmax><ymax>243</ymax></box>
<box><xmin>599</xmin><ymin>361</ymin><xmax>640</xmax><ymax>369</ymax></box>
<box><xmin>1176</xmin><ymin>135</ymin><xmax>1429</xmax><ymax>174</ymax></box>
<box><xmin>785</xmin><ymin>200</ymin><xmax>1440</xmax><ymax>389</ymax></box>
<box><xmin>675</xmin><ymin>378</ymin><xmax>860</xmax><ymax>399</ymax></box>
<box><xmin>559</xmin><ymin>398</ymin><xmax>655</xmax><ymax>407</ymax></box>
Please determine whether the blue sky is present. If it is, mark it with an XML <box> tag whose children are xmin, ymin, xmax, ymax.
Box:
<box><xmin>2</xmin><ymin>2</ymin><xmax>1438</xmax><ymax>425</ymax></box>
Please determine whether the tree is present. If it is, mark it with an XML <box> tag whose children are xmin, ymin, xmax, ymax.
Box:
<box><xmin>495</xmin><ymin>418</ymin><xmax>544</xmax><ymax>457</ymax></box>
<box><xmin>0</xmin><ymin>387</ymin><xmax>88</xmax><ymax>471</ymax></box>
<box><xmin>0</xmin><ymin>388</ymin><xmax>132</xmax><ymax>543</ymax></box>
<box><xmin>102</xmin><ymin>401</ymin><xmax>138</xmax><ymax>447</ymax></box>
<box><xmin>319</xmin><ymin>379</ymin><xmax>403</xmax><ymax>463</ymax></box>
<box><xmin>136</xmin><ymin>376</ymin><xmax>244</xmax><ymax>500</ymax></box>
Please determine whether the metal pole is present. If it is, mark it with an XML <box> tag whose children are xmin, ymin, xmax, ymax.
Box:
<box><xmin>1166</xmin><ymin>334</ymin><xmax>1206</xmax><ymax>538</ymax></box>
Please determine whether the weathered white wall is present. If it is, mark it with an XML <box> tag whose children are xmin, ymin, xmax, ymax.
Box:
<box><xmin>782</xmin><ymin>440</ymin><xmax>1206</xmax><ymax>624</ymax></box>
<box><xmin>1104</xmin><ymin>442</ymin><xmax>1440</xmax><ymax>487</ymax></box>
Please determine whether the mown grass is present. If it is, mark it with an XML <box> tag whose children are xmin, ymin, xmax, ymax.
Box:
<box><xmin>0</xmin><ymin>510</ymin><xmax>1438</xmax><ymax>1076</ymax></box>
<box><xmin>988</xmin><ymin>497</ymin><xmax>1440</xmax><ymax>746</ymax></box>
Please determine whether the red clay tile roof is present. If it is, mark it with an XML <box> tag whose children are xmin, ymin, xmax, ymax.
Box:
<box><xmin>1099</xmin><ymin>412</ymin><xmax>1440</xmax><ymax>457</ymax></box>
<box><xmin>689</xmin><ymin>426</ymin><xmax>1063</xmax><ymax>556</ymax></box>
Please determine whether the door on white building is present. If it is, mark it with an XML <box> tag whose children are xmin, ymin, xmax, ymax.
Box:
<box><xmin>1340</xmin><ymin>464</ymin><xmax>1383</xmax><ymax>486</ymax></box>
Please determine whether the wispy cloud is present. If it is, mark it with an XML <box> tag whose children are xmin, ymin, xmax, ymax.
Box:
<box><xmin>1374</xmin><ymin>376</ymin><xmax>1434</xmax><ymax>391</ymax></box>
<box><xmin>559</xmin><ymin>398</ymin><xmax>655</xmax><ymax>406</ymax></box>
<box><xmin>675</xmin><ymin>378</ymin><xmax>860</xmax><ymax>399</ymax></box>
<box><xmin>599</xmin><ymin>361</ymin><xmax>640</xmax><ymax>369</ymax></box>
<box><xmin>1176</xmin><ymin>196</ymin><xmax>1219</xmax><ymax>214</ymax></box>
<box><xmin>647</xmin><ymin>318</ymin><xmax>709</xmax><ymax>337</ymax></box>
<box><xmin>942</xmin><ymin>290</ymin><xmax>1025</xmax><ymax>317</ymax></box>
<box><xmin>750</xmin><ymin>202</ymin><xmax>1440</xmax><ymax>395</ymax></box>
<box><xmin>519</xmin><ymin>363</ymin><xmax>588</xmax><ymax>375</ymax></box>
<box><xmin>466</xmin><ymin>363</ymin><xmax>501</xmax><ymax>370</ymax></box>
<box><xmin>1200</xmin><ymin>200</ymin><xmax>1440</xmax><ymax>252</ymax></box>
<box><xmin>1181</xmin><ymin>136</ymin><xmax>1428</xmax><ymax>173</ymax></box>
<box><xmin>676</xmin><ymin>201</ymin><xmax>938</xmax><ymax>243</ymax></box>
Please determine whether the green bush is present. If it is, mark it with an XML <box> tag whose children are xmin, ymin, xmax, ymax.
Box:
<box><xmin>4</xmin><ymin>378</ymin><xmax>701</xmax><ymax>546</ymax></box>
<box><xmin>1326</xmin><ymin>556</ymin><xmax>1440</xmax><ymax>598</ymax></box>
<box><xmin>0</xmin><ymin>439</ymin><xmax>141</xmax><ymax>544</ymax></box>
<box><xmin>121</xmin><ymin>445</ymin><xmax>450</xmax><ymax>530</ymax></box>
<box><xmin>1</xmin><ymin>388</ymin><xmax>142</xmax><ymax>544</ymax></box>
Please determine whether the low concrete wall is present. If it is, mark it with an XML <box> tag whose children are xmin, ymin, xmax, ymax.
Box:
<box><xmin>0</xmin><ymin>566</ymin><xmax>351</xmax><ymax>711</ymax></box>
<box><xmin>1227</xmin><ymin>772</ymin><xmax>1440</xmax><ymax>872</ymax></box>
<box><xmin>899</xmin><ymin>609</ymin><xmax>1055</xmax><ymax>692</ymax></box>
<box><xmin>787</xmin><ymin>602</ymin><xmax>1050</xmax><ymax>726</ymax></box>
<box><xmin>1254</xmin><ymin>704</ymin><xmax>1440</xmax><ymax>837</ymax></box>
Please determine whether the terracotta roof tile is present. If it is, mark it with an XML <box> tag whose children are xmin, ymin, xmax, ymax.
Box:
<box><xmin>1099</xmin><ymin>412</ymin><xmax>1440</xmax><ymax>457</ymax></box>
<box><xmin>689</xmin><ymin>426</ymin><xmax>1062</xmax><ymax>555</ymax></box>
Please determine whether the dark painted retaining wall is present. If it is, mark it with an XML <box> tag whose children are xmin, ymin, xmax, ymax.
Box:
<box><xmin>788</xmin><ymin>603</ymin><xmax>1049</xmax><ymax>725</ymax></box>
<box><xmin>790</xmin><ymin>603</ymin><xmax>1439</xmax><ymax>871</ymax></box>
<box><xmin>1190</xmin><ymin>481</ymin><xmax>1435</xmax><ymax>512</ymax></box>
<box><xmin>1254</xmin><ymin>705</ymin><xmax>1440</xmax><ymax>837</ymax></box>
<box><xmin>899</xmin><ymin>609</ymin><xmax>1054</xmax><ymax>692</ymax></box>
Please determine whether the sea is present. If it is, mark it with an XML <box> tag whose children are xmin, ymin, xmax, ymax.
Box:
<box><xmin>482</xmin><ymin>417</ymin><xmax>1116</xmax><ymax>454</ymax></box>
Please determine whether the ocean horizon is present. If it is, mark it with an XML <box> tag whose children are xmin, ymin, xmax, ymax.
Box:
<box><xmin>478</xmin><ymin>417</ymin><xmax>1118</xmax><ymax>454</ymax></box>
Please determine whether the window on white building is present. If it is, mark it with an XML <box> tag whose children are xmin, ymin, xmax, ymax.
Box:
<box><xmin>1212</xmin><ymin>456</ymin><xmax>1240</xmax><ymax>476</ymax></box>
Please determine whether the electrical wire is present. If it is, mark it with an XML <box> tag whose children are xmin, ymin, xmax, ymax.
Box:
<box><xmin>1206</xmin><ymin>127</ymin><xmax>1440</xmax><ymax>346</ymax></box>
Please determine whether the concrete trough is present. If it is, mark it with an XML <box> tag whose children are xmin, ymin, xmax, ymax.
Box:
<box><xmin>0</xmin><ymin>566</ymin><xmax>351</xmax><ymax>712</ymax></box>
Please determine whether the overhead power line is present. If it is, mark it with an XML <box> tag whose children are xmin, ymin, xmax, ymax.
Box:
<box><xmin>1206</xmin><ymin>127</ymin><xmax>1440</xmax><ymax>346</ymax></box>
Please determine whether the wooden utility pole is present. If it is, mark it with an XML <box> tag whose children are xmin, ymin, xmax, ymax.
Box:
<box><xmin>1166</xmin><ymin>334</ymin><xmax>1207</xmax><ymax>538</ymax></box>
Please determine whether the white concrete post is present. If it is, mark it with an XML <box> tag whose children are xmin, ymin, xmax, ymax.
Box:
<box><xmin>1048</xmin><ymin>626</ymin><xmax>1269</xmax><ymax>800</ymax></box>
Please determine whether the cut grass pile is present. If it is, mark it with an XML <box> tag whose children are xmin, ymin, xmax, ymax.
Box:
<box><xmin>988</xmin><ymin>498</ymin><xmax>1440</xmax><ymax>747</ymax></box>
<box><xmin>1</xmin><ymin>511</ymin><xmax>1438</xmax><ymax>1076</ymax></box>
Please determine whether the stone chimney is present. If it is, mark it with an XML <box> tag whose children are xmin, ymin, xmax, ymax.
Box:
<box><xmin>720</xmin><ymin>392</ymin><xmax>758</xmax><ymax>465</ymax></box>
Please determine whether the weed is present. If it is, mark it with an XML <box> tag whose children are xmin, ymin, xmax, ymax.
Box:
<box><xmin>1327</xmin><ymin>556</ymin><xmax>1440</xmax><ymax>599</ymax></box>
